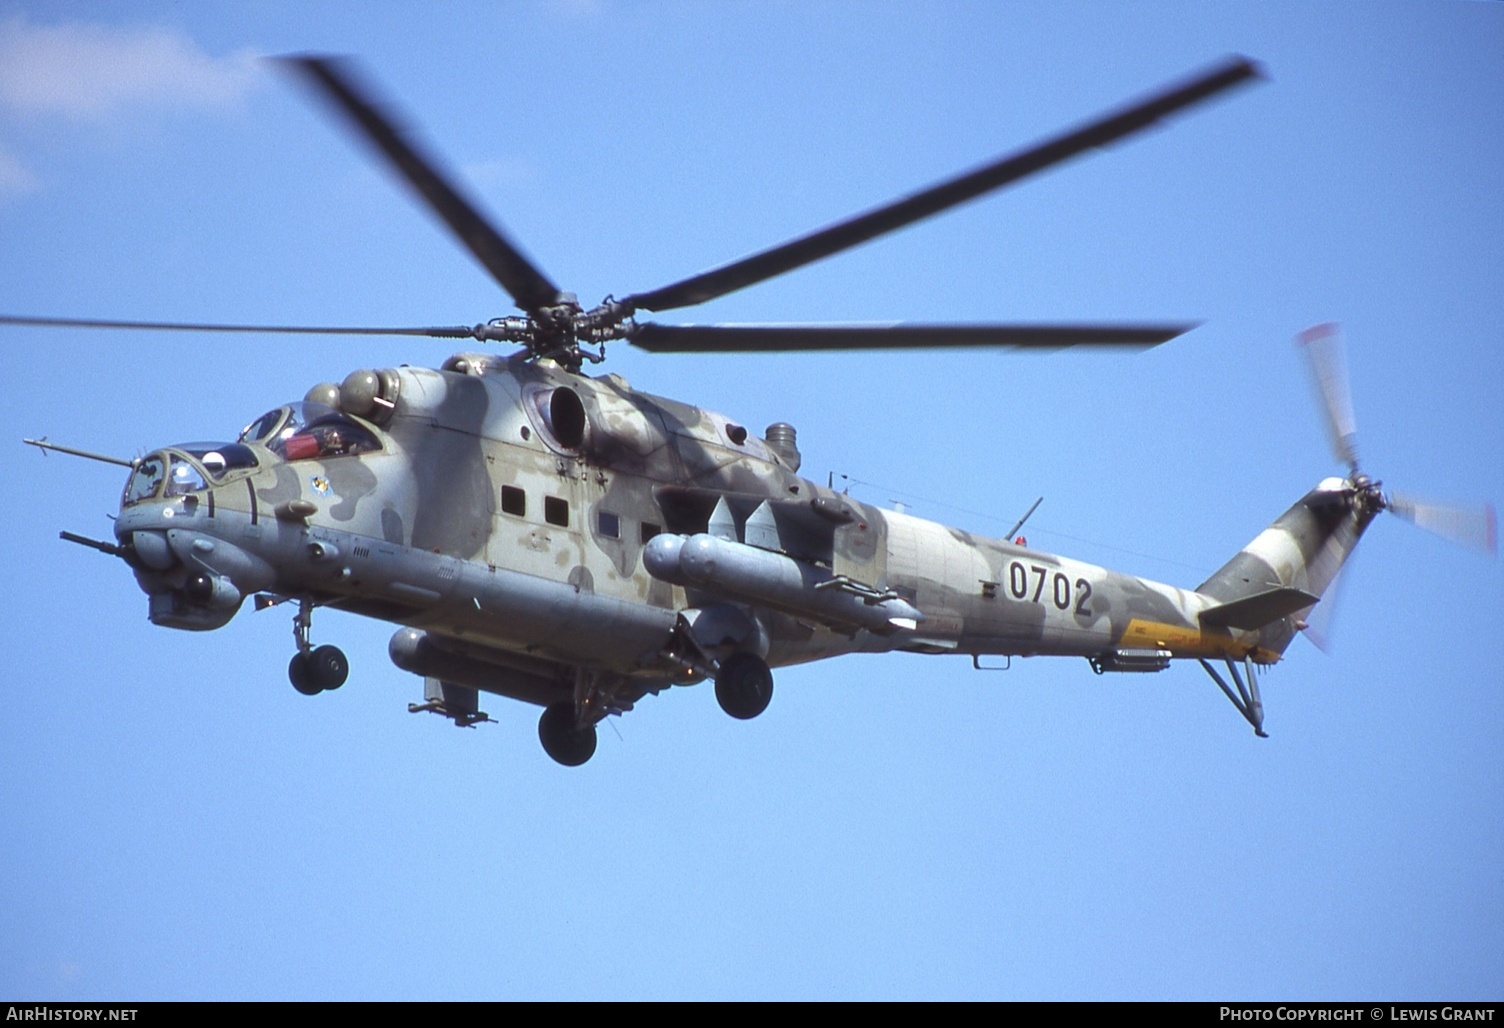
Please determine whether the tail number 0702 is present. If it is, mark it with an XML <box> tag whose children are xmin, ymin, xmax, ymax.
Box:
<box><xmin>1007</xmin><ymin>561</ymin><xmax>1093</xmax><ymax>617</ymax></box>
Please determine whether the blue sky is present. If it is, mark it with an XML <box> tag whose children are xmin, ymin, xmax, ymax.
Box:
<box><xmin>1</xmin><ymin>1</ymin><xmax>1501</xmax><ymax>1001</ymax></box>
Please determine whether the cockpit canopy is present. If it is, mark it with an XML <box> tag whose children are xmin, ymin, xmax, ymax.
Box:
<box><xmin>240</xmin><ymin>402</ymin><xmax>381</xmax><ymax>461</ymax></box>
<box><xmin>122</xmin><ymin>442</ymin><xmax>259</xmax><ymax>507</ymax></box>
<box><xmin>239</xmin><ymin>401</ymin><xmax>332</xmax><ymax>445</ymax></box>
<box><xmin>122</xmin><ymin>403</ymin><xmax>384</xmax><ymax>507</ymax></box>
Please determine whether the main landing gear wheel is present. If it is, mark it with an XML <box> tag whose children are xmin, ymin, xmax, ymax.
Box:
<box><xmin>538</xmin><ymin>702</ymin><xmax>597</xmax><ymax>766</ymax></box>
<box><xmin>715</xmin><ymin>652</ymin><xmax>774</xmax><ymax>720</ymax></box>
<box><xmin>288</xmin><ymin>645</ymin><xmax>349</xmax><ymax>695</ymax></box>
<box><xmin>288</xmin><ymin>652</ymin><xmax>320</xmax><ymax>695</ymax></box>
<box><xmin>287</xmin><ymin>598</ymin><xmax>347</xmax><ymax>695</ymax></box>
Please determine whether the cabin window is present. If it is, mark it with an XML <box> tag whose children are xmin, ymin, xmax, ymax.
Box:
<box><xmin>544</xmin><ymin>496</ymin><xmax>569</xmax><ymax>527</ymax></box>
<box><xmin>640</xmin><ymin>521</ymin><xmax>661</xmax><ymax>544</ymax></box>
<box><xmin>165</xmin><ymin>459</ymin><xmax>208</xmax><ymax>497</ymax></box>
<box><xmin>123</xmin><ymin>455</ymin><xmax>166</xmax><ymax>506</ymax></box>
<box><xmin>597</xmin><ymin>510</ymin><xmax>621</xmax><ymax>539</ymax></box>
<box><xmin>500</xmin><ymin>485</ymin><xmax>525</xmax><ymax>517</ymax></box>
<box><xmin>239</xmin><ymin>409</ymin><xmax>285</xmax><ymax>443</ymax></box>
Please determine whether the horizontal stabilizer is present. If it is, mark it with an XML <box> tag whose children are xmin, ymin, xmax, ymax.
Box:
<box><xmin>1199</xmin><ymin>587</ymin><xmax>1319</xmax><ymax>630</ymax></box>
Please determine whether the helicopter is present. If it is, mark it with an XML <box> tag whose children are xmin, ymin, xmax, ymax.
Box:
<box><xmin>12</xmin><ymin>54</ymin><xmax>1494</xmax><ymax>766</ymax></box>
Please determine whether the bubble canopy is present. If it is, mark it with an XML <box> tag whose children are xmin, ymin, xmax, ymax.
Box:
<box><xmin>121</xmin><ymin>404</ymin><xmax>382</xmax><ymax>507</ymax></box>
<box><xmin>121</xmin><ymin>443</ymin><xmax>258</xmax><ymax>507</ymax></box>
<box><xmin>241</xmin><ymin>402</ymin><xmax>381</xmax><ymax>462</ymax></box>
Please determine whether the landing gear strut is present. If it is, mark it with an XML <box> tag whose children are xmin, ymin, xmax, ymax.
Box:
<box><xmin>1199</xmin><ymin>656</ymin><xmax>1267</xmax><ymax>738</ymax></box>
<box><xmin>538</xmin><ymin>702</ymin><xmax>597</xmax><ymax>766</ymax></box>
<box><xmin>288</xmin><ymin>598</ymin><xmax>348</xmax><ymax>695</ymax></box>
<box><xmin>715</xmin><ymin>652</ymin><xmax>774</xmax><ymax>720</ymax></box>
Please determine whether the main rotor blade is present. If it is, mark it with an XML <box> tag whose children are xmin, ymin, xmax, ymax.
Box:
<box><xmin>629</xmin><ymin>321</ymin><xmax>1193</xmax><ymax>353</ymax></box>
<box><xmin>281</xmin><ymin>55</ymin><xmax>563</xmax><ymax>316</ymax></box>
<box><xmin>1300</xmin><ymin>562</ymin><xmax>1347</xmax><ymax>655</ymax></box>
<box><xmin>1388</xmin><ymin>493</ymin><xmax>1497</xmax><ymax>556</ymax></box>
<box><xmin>1296</xmin><ymin>322</ymin><xmax>1360</xmax><ymax>473</ymax></box>
<box><xmin>626</xmin><ymin>56</ymin><xmax>1262</xmax><ymax>314</ymax></box>
<box><xmin>0</xmin><ymin>314</ymin><xmax>481</xmax><ymax>339</ymax></box>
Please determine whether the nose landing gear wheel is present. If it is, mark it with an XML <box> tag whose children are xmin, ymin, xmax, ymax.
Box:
<box><xmin>287</xmin><ymin>598</ymin><xmax>348</xmax><ymax>695</ymax></box>
<box><xmin>288</xmin><ymin>645</ymin><xmax>349</xmax><ymax>695</ymax></box>
<box><xmin>289</xmin><ymin>652</ymin><xmax>320</xmax><ymax>695</ymax></box>
<box><xmin>538</xmin><ymin>702</ymin><xmax>597</xmax><ymax>766</ymax></box>
<box><xmin>308</xmin><ymin>644</ymin><xmax>348</xmax><ymax>690</ymax></box>
<box><xmin>715</xmin><ymin>652</ymin><xmax>774</xmax><ymax>720</ymax></box>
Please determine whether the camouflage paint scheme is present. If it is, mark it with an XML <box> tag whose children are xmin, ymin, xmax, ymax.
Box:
<box><xmin>60</xmin><ymin>56</ymin><xmax>1295</xmax><ymax>759</ymax></box>
<box><xmin>110</xmin><ymin>350</ymin><xmax>1374</xmax><ymax>733</ymax></box>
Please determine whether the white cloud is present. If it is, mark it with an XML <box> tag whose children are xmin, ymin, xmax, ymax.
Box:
<box><xmin>0</xmin><ymin>146</ymin><xmax>39</xmax><ymax>196</ymax></box>
<box><xmin>0</xmin><ymin>16</ymin><xmax>261</xmax><ymax>120</ymax></box>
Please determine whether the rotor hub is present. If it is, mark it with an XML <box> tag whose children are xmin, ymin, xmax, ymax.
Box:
<box><xmin>464</xmin><ymin>296</ymin><xmax>641</xmax><ymax>369</ymax></box>
<box><xmin>1352</xmin><ymin>474</ymin><xmax>1386</xmax><ymax>515</ymax></box>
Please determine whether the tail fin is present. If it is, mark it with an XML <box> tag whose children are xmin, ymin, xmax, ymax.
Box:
<box><xmin>1196</xmin><ymin>476</ymin><xmax>1382</xmax><ymax>659</ymax></box>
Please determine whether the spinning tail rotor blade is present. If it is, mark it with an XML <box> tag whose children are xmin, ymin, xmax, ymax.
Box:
<box><xmin>1301</xmin><ymin>561</ymin><xmax>1350</xmax><ymax>654</ymax></box>
<box><xmin>1296</xmin><ymin>322</ymin><xmax>1360</xmax><ymax>473</ymax></box>
<box><xmin>1388</xmin><ymin>494</ymin><xmax>1498</xmax><ymax>555</ymax></box>
<box><xmin>280</xmin><ymin>55</ymin><xmax>564</xmax><ymax>317</ymax></box>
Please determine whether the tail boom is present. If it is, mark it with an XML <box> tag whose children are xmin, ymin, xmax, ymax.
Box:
<box><xmin>1193</xmin><ymin>476</ymin><xmax>1382</xmax><ymax>660</ymax></box>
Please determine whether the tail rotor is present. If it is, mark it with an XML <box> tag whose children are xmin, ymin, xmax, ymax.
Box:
<box><xmin>1293</xmin><ymin>323</ymin><xmax>1496</xmax><ymax>650</ymax></box>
